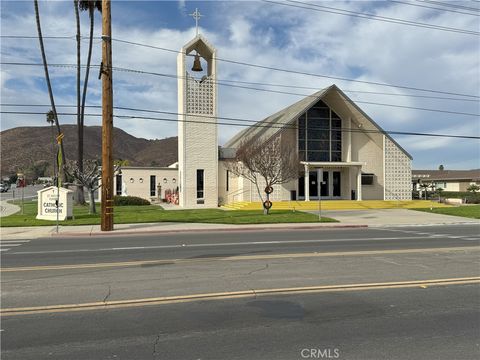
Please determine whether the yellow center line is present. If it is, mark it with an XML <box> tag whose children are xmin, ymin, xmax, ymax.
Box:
<box><xmin>2</xmin><ymin>277</ymin><xmax>479</xmax><ymax>316</ymax></box>
<box><xmin>1</xmin><ymin>246</ymin><xmax>478</xmax><ymax>273</ymax></box>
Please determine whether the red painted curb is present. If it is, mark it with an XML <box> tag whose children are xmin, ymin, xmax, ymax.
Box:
<box><xmin>51</xmin><ymin>224</ymin><xmax>369</xmax><ymax>237</ymax></box>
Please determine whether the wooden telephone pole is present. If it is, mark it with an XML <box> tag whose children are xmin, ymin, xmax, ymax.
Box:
<box><xmin>101</xmin><ymin>0</ymin><xmax>114</xmax><ymax>231</ymax></box>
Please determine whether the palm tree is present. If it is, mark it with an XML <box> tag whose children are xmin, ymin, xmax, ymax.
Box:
<box><xmin>33</xmin><ymin>0</ymin><xmax>66</xmax><ymax>183</ymax></box>
<box><xmin>73</xmin><ymin>0</ymin><xmax>85</xmax><ymax>204</ymax></box>
<box><xmin>76</xmin><ymin>0</ymin><xmax>101</xmax><ymax>204</ymax></box>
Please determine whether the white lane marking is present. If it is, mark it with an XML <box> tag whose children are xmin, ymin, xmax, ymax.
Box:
<box><xmin>0</xmin><ymin>240</ymin><xmax>30</xmax><ymax>252</ymax></box>
<box><xmin>0</xmin><ymin>240</ymin><xmax>30</xmax><ymax>243</ymax></box>
<box><xmin>8</xmin><ymin>236</ymin><xmax>479</xmax><ymax>255</ymax></box>
<box><xmin>379</xmin><ymin>228</ymin><xmax>480</xmax><ymax>241</ymax></box>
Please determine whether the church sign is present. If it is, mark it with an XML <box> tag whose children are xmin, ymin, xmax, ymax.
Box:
<box><xmin>36</xmin><ymin>186</ymin><xmax>73</xmax><ymax>221</ymax></box>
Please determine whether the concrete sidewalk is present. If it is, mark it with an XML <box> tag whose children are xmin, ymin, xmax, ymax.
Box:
<box><xmin>312</xmin><ymin>208</ymin><xmax>479</xmax><ymax>227</ymax></box>
<box><xmin>0</xmin><ymin>209</ymin><xmax>477</xmax><ymax>240</ymax></box>
<box><xmin>0</xmin><ymin>200</ymin><xmax>20</xmax><ymax>217</ymax></box>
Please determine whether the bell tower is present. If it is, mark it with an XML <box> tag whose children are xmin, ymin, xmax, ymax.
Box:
<box><xmin>177</xmin><ymin>10</ymin><xmax>218</xmax><ymax>207</ymax></box>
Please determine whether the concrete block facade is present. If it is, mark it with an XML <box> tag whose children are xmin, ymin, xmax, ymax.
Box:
<box><xmin>384</xmin><ymin>137</ymin><xmax>412</xmax><ymax>200</ymax></box>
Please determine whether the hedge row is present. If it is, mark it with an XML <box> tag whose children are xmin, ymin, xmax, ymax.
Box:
<box><xmin>412</xmin><ymin>191</ymin><xmax>480</xmax><ymax>204</ymax></box>
<box><xmin>113</xmin><ymin>196</ymin><xmax>151</xmax><ymax>206</ymax></box>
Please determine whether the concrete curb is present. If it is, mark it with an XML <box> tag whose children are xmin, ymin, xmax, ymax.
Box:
<box><xmin>52</xmin><ymin>224</ymin><xmax>369</xmax><ymax>238</ymax></box>
<box><xmin>369</xmin><ymin>221</ymin><xmax>480</xmax><ymax>228</ymax></box>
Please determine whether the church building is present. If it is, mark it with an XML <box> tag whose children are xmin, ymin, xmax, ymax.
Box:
<box><xmin>114</xmin><ymin>30</ymin><xmax>412</xmax><ymax>206</ymax></box>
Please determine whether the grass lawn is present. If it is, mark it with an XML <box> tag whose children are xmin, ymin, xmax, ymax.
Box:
<box><xmin>413</xmin><ymin>205</ymin><xmax>480</xmax><ymax>219</ymax></box>
<box><xmin>0</xmin><ymin>201</ymin><xmax>337</xmax><ymax>227</ymax></box>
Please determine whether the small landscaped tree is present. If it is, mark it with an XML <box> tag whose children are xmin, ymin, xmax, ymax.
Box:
<box><xmin>225</xmin><ymin>133</ymin><xmax>299</xmax><ymax>214</ymax></box>
<box><xmin>419</xmin><ymin>182</ymin><xmax>430</xmax><ymax>200</ymax></box>
<box><xmin>467</xmin><ymin>184</ymin><xmax>480</xmax><ymax>193</ymax></box>
<box><xmin>65</xmin><ymin>160</ymin><xmax>100</xmax><ymax>214</ymax></box>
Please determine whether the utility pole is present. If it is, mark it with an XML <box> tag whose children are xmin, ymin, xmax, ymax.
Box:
<box><xmin>101</xmin><ymin>0</ymin><xmax>114</xmax><ymax>231</ymax></box>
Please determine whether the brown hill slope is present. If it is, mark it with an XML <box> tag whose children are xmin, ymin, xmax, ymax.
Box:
<box><xmin>0</xmin><ymin>125</ymin><xmax>178</xmax><ymax>176</ymax></box>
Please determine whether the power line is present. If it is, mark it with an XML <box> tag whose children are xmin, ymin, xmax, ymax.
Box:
<box><xmin>391</xmin><ymin>0</ymin><xmax>480</xmax><ymax>16</ymax></box>
<box><xmin>0</xmin><ymin>35</ymin><xmax>77</xmax><ymax>39</ymax></box>
<box><xmin>213</xmin><ymin>79</ymin><xmax>479</xmax><ymax>103</ymax></box>
<box><xmin>3</xmin><ymin>35</ymin><xmax>480</xmax><ymax>99</ymax></box>
<box><xmin>263</xmin><ymin>0</ymin><xmax>480</xmax><ymax>36</ymax></box>
<box><xmin>285</xmin><ymin>0</ymin><xmax>480</xmax><ymax>31</ymax></box>
<box><xmin>1</xmin><ymin>110</ymin><xmax>479</xmax><ymax>140</ymax></box>
<box><xmin>418</xmin><ymin>0</ymin><xmax>480</xmax><ymax>12</ymax></box>
<box><xmin>2</xmin><ymin>62</ymin><xmax>479</xmax><ymax>117</ymax></box>
<box><xmin>110</xmin><ymin>38</ymin><xmax>480</xmax><ymax>98</ymax></box>
<box><xmin>2</xmin><ymin>39</ymin><xmax>478</xmax><ymax>102</ymax></box>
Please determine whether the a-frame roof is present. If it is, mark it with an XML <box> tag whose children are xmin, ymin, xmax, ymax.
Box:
<box><xmin>224</xmin><ymin>87</ymin><xmax>329</xmax><ymax>148</ymax></box>
<box><xmin>223</xmin><ymin>84</ymin><xmax>412</xmax><ymax>160</ymax></box>
<box><xmin>182</xmin><ymin>34</ymin><xmax>216</xmax><ymax>56</ymax></box>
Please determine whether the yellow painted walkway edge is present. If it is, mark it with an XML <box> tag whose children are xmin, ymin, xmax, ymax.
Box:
<box><xmin>222</xmin><ymin>200</ymin><xmax>450</xmax><ymax>211</ymax></box>
<box><xmin>2</xmin><ymin>277</ymin><xmax>478</xmax><ymax>316</ymax></box>
<box><xmin>2</xmin><ymin>246</ymin><xmax>478</xmax><ymax>272</ymax></box>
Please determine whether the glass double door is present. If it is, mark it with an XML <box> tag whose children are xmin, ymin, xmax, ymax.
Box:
<box><xmin>299</xmin><ymin>170</ymin><xmax>341</xmax><ymax>199</ymax></box>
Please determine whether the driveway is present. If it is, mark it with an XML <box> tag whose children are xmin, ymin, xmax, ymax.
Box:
<box><xmin>306</xmin><ymin>208</ymin><xmax>479</xmax><ymax>226</ymax></box>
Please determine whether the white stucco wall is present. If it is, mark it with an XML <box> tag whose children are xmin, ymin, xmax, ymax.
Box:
<box><xmin>113</xmin><ymin>168</ymin><xmax>178</xmax><ymax>201</ymax></box>
<box><xmin>177</xmin><ymin>36</ymin><xmax>218</xmax><ymax>208</ymax></box>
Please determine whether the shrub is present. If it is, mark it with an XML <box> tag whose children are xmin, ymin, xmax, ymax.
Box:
<box><xmin>441</xmin><ymin>191</ymin><xmax>470</xmax><ymax>199</ymax></box>
<box><xmin>465</xmin><ymin>193</ymin><xmax>480</xmax><ymax>204</ymax></box>
<box><xmin>113</xmin><ymin>196</ymin><xmax>150</xmax><ymax>206</ymax></box>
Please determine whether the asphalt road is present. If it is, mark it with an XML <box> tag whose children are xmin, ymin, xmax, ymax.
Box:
<box><xmin>0</xmin><ymin>185</ymin><xmax>43</xmax><ymax>201</ymax></box>
<box><xmin>2</xmin><ymin>283</ymin><xmax>479</xmax><ymax>360</ymax></box>
<box><xmin>2</xmin><ymin>224</ymin><xmax>479</xmax><ymax>268</ymax></box>
<box><xmin>1</xmin><ymin>224</ymin><xmax>479</xmax><ymax>359</ymax></box>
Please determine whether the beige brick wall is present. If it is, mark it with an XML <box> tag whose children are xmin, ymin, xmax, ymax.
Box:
<box><xmin>351</xmin><ymin>131</ymin><xmax>384</xmax><ymax>199</ymax></box>
<box><xmin>177</xmin><ymin>38</ymin><xmax>218</xmax><ymax>208</ymax></box>
<box><xmin>180</xmin><ymin>115</ymin><xmax>218</xmax><ymax>207</ymax></box>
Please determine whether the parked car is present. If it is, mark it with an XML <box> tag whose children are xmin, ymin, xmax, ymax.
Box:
<box><xmin>0</xmin><ymin>184</ymin><xmax>8</xmax><ymax>193</ymax></box>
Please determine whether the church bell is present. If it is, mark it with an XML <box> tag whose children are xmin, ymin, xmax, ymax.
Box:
<box><xmin>191</xmin><ymin>53</ymin><xmax>203</xmax><ymax>72</ymax></box>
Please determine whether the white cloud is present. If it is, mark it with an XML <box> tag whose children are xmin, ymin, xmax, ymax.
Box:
<box><xmin>1</xmin><ymin>0</ymin><xmax>479</xmax><ymax>168</ymax></box>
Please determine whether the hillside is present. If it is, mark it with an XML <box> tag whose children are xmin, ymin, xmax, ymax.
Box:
<box><xmin>0</xmin><ymin>125</ymin><xmax>178</xmax><ymax>177</ymax></box>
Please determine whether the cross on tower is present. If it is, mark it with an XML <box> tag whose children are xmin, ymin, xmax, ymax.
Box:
<box><xmin>189</xmin><ymin>8</ymin><xmax>203</xmax><ymax>36</ymax></box>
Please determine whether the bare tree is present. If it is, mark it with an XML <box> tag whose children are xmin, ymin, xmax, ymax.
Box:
<box><xmin>65</xmin><ymin>160</ymin><xmax>121</xmax><ymax>214</ymax></box>
<box><xmin>225</xmin><ymin>133</ymin><xmax>299</xmax><ymax>214</ymax></box>
<box><xmin>65</xmin><ymin>160</ymin><xmax>100</xmax><ymax>214</ymax></box>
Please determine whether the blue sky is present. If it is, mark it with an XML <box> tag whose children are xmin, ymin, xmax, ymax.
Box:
<box><xmin>1</xmin><ymin>0</ymin><xmax>479</xmax><ymax>169</ymax></box>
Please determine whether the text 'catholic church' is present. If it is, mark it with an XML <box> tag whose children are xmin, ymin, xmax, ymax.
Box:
<box><xmin>115</xmin><ymin>30</ymin><xmax>412</xmax><ymax>207</ymax></box>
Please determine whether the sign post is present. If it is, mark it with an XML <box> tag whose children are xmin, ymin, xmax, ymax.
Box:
<box><xmin>55</xmin><ymin>133</ymin><xmax>64</xmax><ymax>233</ymax></box>
<box><xmin>317</xmin><ymin>169</ymin><xmax>323</xmax><ymax>222</ymax></box>
<box><xmin>17</xmin><ymin>173</ymin><xmax>25</xmax><ymax>215</ymax></box>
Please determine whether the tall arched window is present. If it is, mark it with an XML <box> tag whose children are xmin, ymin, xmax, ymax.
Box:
<box><xmin>298</xmin><ymin>100</ymin><xmax>342</xmax><ymax>162</ymax></box>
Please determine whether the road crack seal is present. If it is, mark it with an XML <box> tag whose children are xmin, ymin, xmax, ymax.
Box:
<box><xmin>103</xmin><ymin>285</ymin><xmax>111</xmax><ymax>304</ymax></box>
<box><xmin>247</xmin><ymin>263</ymin><xmax>269</xmax><ymax>275</ymax></box>
<box><xmin>152</xmin><ymin>334</ymin><xmax>161</xmax><ymax>358</ymax></box>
